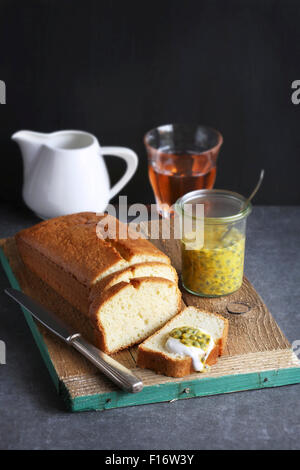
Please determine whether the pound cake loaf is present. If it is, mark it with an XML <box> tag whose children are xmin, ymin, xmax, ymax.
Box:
<box><xmin>16</xmin><ymin>212</ymin><xmax>182</xmax><ymax>353</ymax></box>
<box><xmin>137</xmin><ymin>307</ymin><xmax>228</xmax><ymax>377</ymax></box>
<box><xmin>16</xmin><ymin>212</ymin><xmax>172</xmax><ymax>314</ymax></box>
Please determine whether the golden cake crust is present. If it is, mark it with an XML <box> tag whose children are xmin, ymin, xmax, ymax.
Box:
<box><xmin>89</xmin><ymin>262</ymin><xmax>178</xmax><ymax>302</ymax></box>
<box><xmin>16</xmin><ymin>212</ymin><xmax>171</xmax><ymax>288</ymax></box>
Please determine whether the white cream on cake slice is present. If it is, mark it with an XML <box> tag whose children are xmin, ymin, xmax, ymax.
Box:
<box><xmin>165</xmin><ymin>328</ymin><xmax>215</xmax><ymax>372</ymax></box>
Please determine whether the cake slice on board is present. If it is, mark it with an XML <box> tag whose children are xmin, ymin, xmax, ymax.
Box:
<box><xmin>137</xmin><ymin>307</ymin><xmax>228</xmax><ymax>378</ymax></box>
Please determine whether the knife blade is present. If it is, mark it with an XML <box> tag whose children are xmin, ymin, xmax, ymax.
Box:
<box><xmin>5</xmin><ymin>288</ymin><xmax>143</xmax><ymax>393</ymax></box>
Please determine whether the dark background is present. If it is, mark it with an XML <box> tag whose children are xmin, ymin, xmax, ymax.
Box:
<box><xmin>0</xmin><ymin>0</ymin><xmax>300</xmax><ymax>206</ymax></box>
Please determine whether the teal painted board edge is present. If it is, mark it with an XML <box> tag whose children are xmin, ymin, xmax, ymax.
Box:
<box><xmin>0</xmin><ymin>246</ymin><xmax>60</xmax><ymax>392</ymax></box>
<box><xmin>1</xmin><ymin>245</ymin><xmax>300</xmax><ymax>413</ymax></box>
<box><xmin>70</xmin><ymin>366</ymin><xmax>300</xmax><ymax>412</ymax></box>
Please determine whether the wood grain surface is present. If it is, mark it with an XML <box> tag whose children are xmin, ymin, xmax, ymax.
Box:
<box><xmin>1</xmin><ymin>218</ymin><xmax>299</xmax><ymax>406</ymax></box>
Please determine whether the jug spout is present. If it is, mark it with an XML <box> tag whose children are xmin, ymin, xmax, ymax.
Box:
<box><xmin>12</xmin><ymin>130</ymin><xmax>48</xmax><ymax>177</ymax></box>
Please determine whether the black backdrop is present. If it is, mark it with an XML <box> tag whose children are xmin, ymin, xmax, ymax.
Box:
<box><xmin>1</xmin><ymin>0</ymin><xmax>300</xmax><ymax>206</ymax></box>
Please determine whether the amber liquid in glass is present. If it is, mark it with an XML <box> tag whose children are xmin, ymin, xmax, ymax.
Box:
<box><xmin>148</xmin><ymin>150</ymin><xmax>216</xmax><ymax>214</ymax></box>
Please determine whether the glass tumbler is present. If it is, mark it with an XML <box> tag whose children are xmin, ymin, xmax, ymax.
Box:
<box><xmin>144</xmin><ymin>124</ymin><xmax>223</xmax><ymax>218</ymax></box>
<box><xmin>175</xmin><ymin>189</ymin><xmax>252</xmax><ymax>297</ymax></box>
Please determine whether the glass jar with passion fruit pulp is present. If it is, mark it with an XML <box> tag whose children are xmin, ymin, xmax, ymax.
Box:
<box><xmin>175</xmin><ymin>189</ymin><xmax>252</xmax><ymax>297</ymax></box>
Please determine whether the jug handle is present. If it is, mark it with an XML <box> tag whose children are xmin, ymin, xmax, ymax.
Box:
<box><xmin>100</xmin><ymin>147</ymin><xmax>138</xmax><ymax>200</ymax></box>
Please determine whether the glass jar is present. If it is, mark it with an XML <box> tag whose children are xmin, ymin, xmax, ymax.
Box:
<box><xmin>175</xmin><ymin>189</ymin><xmax>252</xmax><ymax>297</ymax></box>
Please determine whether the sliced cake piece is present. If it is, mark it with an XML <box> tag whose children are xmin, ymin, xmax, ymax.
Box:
<box><xmin>137</xmin><ymin>306</ymin><xmax>228</xmax><ymax>377</ymax></box>
<box><xmin>89</xmin><ymin>277</ymin><xmax>182</xmax><ymax>354</ymax></box>
<box><xmin>89</xmin><ymin>262</ymin><xmax>178</xmax><ymax>301</ymax></box>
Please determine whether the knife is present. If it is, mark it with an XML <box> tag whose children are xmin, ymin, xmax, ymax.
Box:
<box><xmin>5</xmin><ymin>288</ymin><xmax>143</xmax><ymax>393</ymax></box>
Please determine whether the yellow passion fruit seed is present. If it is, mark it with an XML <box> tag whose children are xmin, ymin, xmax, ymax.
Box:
<box><xmin>169</xmin><ymin>326</ymin><xmax>211</xmax><ymax>349</ymax></box>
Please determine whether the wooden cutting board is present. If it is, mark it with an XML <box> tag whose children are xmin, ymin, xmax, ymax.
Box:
<box><xmin>1</xmin><ymin>220</ymin><xmax>300</xmax><ymax>412</ymax></box>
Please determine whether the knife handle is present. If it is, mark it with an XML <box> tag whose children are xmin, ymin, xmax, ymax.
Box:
<box><xmin>70</xmin><ymin>336</ymin><xmax>143</xmax><ymax>393</ymax></box>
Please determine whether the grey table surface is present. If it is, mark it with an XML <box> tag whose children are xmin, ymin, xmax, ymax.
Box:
<box><xmin>0</xmin><ymin>203</ymin><xmax>299</xmax><ymax>450</ymax></box>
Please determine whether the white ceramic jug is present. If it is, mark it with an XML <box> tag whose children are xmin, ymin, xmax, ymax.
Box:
<box><xmin>12</xmin><ymin>130</ymin><xmax>138</xmax><ymax>219</ymax></box>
